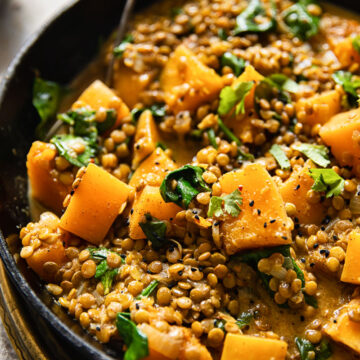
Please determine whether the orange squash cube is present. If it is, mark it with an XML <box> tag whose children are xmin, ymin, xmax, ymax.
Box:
<box><xmin>341</xmin><ymin>230</ymin><xmax>360</xmax><ymax>284</ymax></box>
<box><xmin>60</xmin><ymin>163</ymin><xmax>131</xmax><ymax>244</ymax></box>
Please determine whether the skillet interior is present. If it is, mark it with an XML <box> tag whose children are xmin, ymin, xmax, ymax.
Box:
<box><xmin>0</xmin><ymin>0</ymin><xmax>360</xmax><ymax>359</ymax></box>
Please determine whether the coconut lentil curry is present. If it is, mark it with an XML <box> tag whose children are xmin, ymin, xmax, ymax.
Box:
<box><xmin>15</xmin><ymin>0</ymin><xmax>360</xmax><ymax>359</ymax></box>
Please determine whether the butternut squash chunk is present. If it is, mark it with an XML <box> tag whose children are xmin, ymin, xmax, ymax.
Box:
<box><xmin>341</xmin><ymin>230</ymin><xmax>360</xmax><ymax>284</ymax></box>
<box><xmin>132</xmin><ymin>110</ymin><xmax>160</xmax><ymax>169</ymax></box>
<box><xmin>280</xmin><ymin>161</ymin><xmax>326</xmax><ymax>224</ymax></box>
<box><xmin>220</xmin><ymin>163</ymin><xmax>293</xmax><ymax>254</ymax></box>
<box><xmin>27</xmin><ymin>141</ymin><xmax>71</xmax><ymax>214</ymax></box>
<box><xmin>129</xmin><ymin>185</ymin><xmax>181</xmax><ymax>240</ymax></box>
<box><xmin>295</xmin><ymin>90</ymin><xmax>341</xmax><ymax>126</ymax></box>
<box><xmin>60</xmin><ymin>163</ymin><xmax>131</xmax><ymax>244</ymax></box>
<box><xmin>221</xmin><ymin>334</ymin><xmax>287</xmax><ymax>360</ymax></box>
<box><xmin>319</xmin><ymin>108</ymin><xmax>360</xmax><ymax>172</ymax></box>
<box><xmin>324</xmin><ymin>298</ymin><xmax>360</xmax><ymax>354</ymax></box>
<box><xmin>160</xmin><ymin>45</ymin><xmax>223</xmax><ymax>114</ymax></box>
<box><xmin>113</xmin><ymin>64</ymin><xmax>156</xmax><ymax>108</ymax></box>
<box><xmin>73</xmin><ymin>80</ymin><xmax>130</xmax><ymax>130</ymax></box>
<box><xmin>331</xmin><ymin>36</ymin><xmax>360</xmax><ymax>68</ymax></box>
<box><xmin>129</xmin><ymin>148</ymin><xmax>177</xmax><ymax>188</ymax></box>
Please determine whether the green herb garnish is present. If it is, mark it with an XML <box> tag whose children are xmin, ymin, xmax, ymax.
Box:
<box><xmin>269</xmin><ymin>144</ymin><xmax>290</xmax><ymax>169</ymax></box>
<box><xmin>160</xmin><ymin>165</ymin><xmax>211</xmax><ymax>208</ymax></box>
<box><xmin>136</xmin><ymin>280</ymin><xmax>159</xmax><ymax>299</ymax></box>
<box><xmin>234</xmin><ymin>0</ymin><xmax>277</xmax><ymax>34</ymax></box>
<box><xmin>208</xmin><ymin>189</ymin><xmax>243</xmax><ymax>218</ymax></box>
<box><xmin>155</xmin><ymin>141</ymin><xmax>168</xmax><ymax>151</ymax></box>
<box><xmin>116</xmin><ymin>313</ymin><xmax>149</xmax><ymax>360</ymax></box>
<box><xmin>130</xmin><ymin>104</ymin><xmax>166</xmax><ymax>123</ymax></box>
<box><xmin>236</xmin><ymin>311</ymin><xmax>253</xmax><ymax>329</ymax></box>
<box><xmin>218</xmin><ymin>28</ymin><xmax>228</xmax><ymax>40</ymax></box>
<box><xmin>332</xmin><ymin>71</ymin><xmax>360</xmax><ymax>107</ymax></box>
<box><xmin>218</xmin><ymin>81</ymin><xmax>254</xmax><ymax>116</ymax></box>
<box><xmin>220</xmin><ymin>52</ymin><xmax>245</xmax><ymax>77</ymax></box>
<box><xmin>139</xmin><ymin>214</ymin><xmax>167</xmax><ymax>250</ymax></box>
<box><xmin>293</xmin><ymin>143</ymin><xmax>330</xmax><ymax>168</ymax></box>
<box><xmin>207</xmin><ymin>128</ymin><xmax>218</xmax><ymax>149</ymax></box>
<box><xmin>352</xmin><ymin>35</ymin><xmax>360</xmax><ymax>54</ymax></box>
<box><xmin>33</xmin><ymin>77</ymin><xmax>63</xmax><ymax>139</ymax></box>
<box><xmin>113</xmin><ymin>34</ymin><xmax>134</xmax><ymax>58</ymax></box>
<box><xmin>295</xmin><ymin>337</ymin><xmax>332</xmax><ymax>360</ymax></box>
<box><xmin>309</xmin><ymin>168</ymin><xmax>345</xmax><ymax>198</ymax></box>
<box><xmin>281</xmin><ymin>0</ymin><xmax>320</xmax><ymax>40</ymax></box>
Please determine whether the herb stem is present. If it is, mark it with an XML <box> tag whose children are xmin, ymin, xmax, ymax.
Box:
<box><xmin>207</xmin><ymin>128</ymin><xmax>218</xmax><ymax>149</ymax></box>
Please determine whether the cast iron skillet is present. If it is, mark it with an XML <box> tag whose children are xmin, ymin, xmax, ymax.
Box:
<box><xmin>0</xmin><ymin>0</ymin><xmax>360</xmax><ymax>359</ymax></box>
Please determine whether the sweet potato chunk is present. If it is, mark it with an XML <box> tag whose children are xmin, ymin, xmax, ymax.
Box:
<box><xmin>129</xmin><ymin>185</ymin><xmax>181</xmax><ymax>240</ymax></box>
<box><xmin>73</xmin><ymin>80</ymin><xmax>130</xmax><ymax>130</ymax></box>
<box><xmin>331</xmin><ymin>36</ymin><xmax>360</xmax><ymax>68</ymax></box>
<box><xmin>220</xmin><ymin>163</ymin><xmax>292</xmax><ymax>254</ymax></box>
<box><xmin>280</xmin><ymin>161</ymin><xmax>326</xmax><ymax>224</ymax></box>
<box><xmin>129</xmin><ymin>148</ymin><xmax>177</xmax><ymax>188</ymax></box>
<box><xmin>27</xmin><ymin>141</ymin><xmax>71</xmax><ymax>214</ymax></box>
<box><xmin>60</xmin><ymin>163</ymin><xmax>131</xmax><ymax>244</ymax></box>
<box><xmin>132</xmin><ymin>110</ymin><xmax>160</xmax><ymax>169</ymax></box>
<box><xmin>221</xmin><ymin>334</ymin><xmax>287</xmax><ymax>360</ymax></box>
<box><xmin>319</xmin><ymin>108</ymin><xmax>360</xmax><ymax>172</ymax></box>
<box><xmin>160</xmin><ymin>45</ymin><xmax>223</xmax><ymax>114</ymax></box>
<box><xmin>324</xmin><ymin>298</ymin><xmax>360</xmax><ymax>354</ymax></box>
<box><xmin>295</xmin><ymin>90</ymin><xmax>341</xmax><ymax>126</ymax></box>
<box><xmin>341</xmin><ymin>230</ymin><xmax>360</xmax><ymax>284</ymax></box>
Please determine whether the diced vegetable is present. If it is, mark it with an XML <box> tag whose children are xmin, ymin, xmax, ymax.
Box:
<box><xmin>160</xmin><ymin>165</ymin><xmax>210</xmax><ymax>208</ymax></box>
<box><xmin>132</xmin><ymin>110</ymin><xmax>160</xmax><ymax>169</ymax></box>
<box><xmin>221</xmin><ymin>334</ymin><xmax>287</xmax><ymax>360</ymax></box>
<box><xmin>280</xmin><ymin>162</ymin><xmax>326</xmax><ymax>224</ymax></box>
<box><xmin>113</xmin><ymin>64</ymin><xmax>156</xmax><ymax>108</ymax></box>
<box><xmin>319</xmin><ymin>108</ymin><xmax>360</xmax><ymax>171</ymax></box>
<box><xmin>73</xmin><ymin>80</ymin><xmax>130</xmax><ymax>130</ymax></box>
<box><xmin>116</xmin><ymin>313</ymin><xmax>149</xmax><ymax>360</ymax></box>
<box><xmin>129</xmin><ymin>185</ymin><xmax>181</xmax><ymax>240</ymax></box>
<box><xmin>60</xmin><ymin>163</ymin><xmax>131</xmax><ymax>244</ymax></box>
<box><xmin>341</xmin><ymin>230</ymin><xmax>360</xmax><ymax>284</ymax></box>
<box><xmin>160</xmin><ymin>45</ymin><xmax>223</xmax><ymax>113</ymax></box>
<box><xmin>330</xmin><ymin>36</ymin><xmax>360</xmax><ymax>68</ymax></box>
<box><xmin>324</xmin><ymin>298</ymin><xmax>360</xmax><ymax>354</ymax></box>
<box><xmin>295</xmin><ymin>90</ymin><xmax>341</xmax><ymax>126</ymax></box>
<box><xmin>27</xmin><ymin>141</ymin><xmax>71</xmax><ymax>214</ymax></box>
<box><xmin>309</xmin><ymin>169</ymin><xmax>345</xmax><ymax>198</ymax></box>
<box><xmin>220</xmin><ymin>163</ymin><xmax>293</xmax><ymax>254</ymax></box>
<box><xmin>129</xmin><ymin>148</ymin><xmax>176</xmax><ymax>188</ymax></box>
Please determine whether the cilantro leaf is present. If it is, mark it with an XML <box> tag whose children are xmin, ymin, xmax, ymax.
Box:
<box><xmin>130</xmin><ymin>104</ymin><xmax>166</xmax><ymax>123</ymax></box>
<box><xmin>218</xmin><ymin>81</ymin><xmax>254</xmax><ymax>116</ymax></box>
<box><xmin>113</xmin><ymin>34</ymin><xmax>134</xmax><ymax>58</ymax></box>
<box><xmin>281</xmin><ymin>0</ymin><xmax>320</xmax><ymax>40</ymax></box>
<box><xmin>33</xmin><ymin>77</ymin><xmax>63</xmax><ymax>139</ymax></box>
<box><xmin>295</xmin><ymin>337</ymin><xmax>332</xmax><ymax>360</ymax></box>
<box><xmin>234</xmin><ymin>0</ymin><xmax>277</xmax><ymax>34</ymax></box>
<box><xmin>220</xmin><ymin>52</ymin><xmax>245</xmax><ymax>77</ymax></box>
<box><xmin>309</xmin><ymin>168</ymin><xmax>345</xmax><ymax>198</ymax></box>
<box><xmin>136</xmin><ymin>280</ymin><xmax>159</xmax><ymax>299</ymax></box>
<box><xmin>236</xmin><ymin>311</ymin><xmax>253</xmax><ymax>329</ymax></box>
<box><xmin>139</xmin><ymin>214</ymin><xmax>167</xmax><ymax>250</ymax></box>
<box><xmin>116</xmin><ymin>314</ymin><xmax>149</xmax><ymax>360</ymax></box>
<box><xmin>96</xmin><ymin>109</ymin><xmax>117</xmax><ymax>133</ymax></box>
<box><xmin>160</xmin><ymin>165</ymin><xmax>211</xmax><ymax>208</ymax></box>
<box><xmin>101</xmin><ymin>268</ymin><xmax>119</xmax><ymax>295</ymax></box>
<box><xmin>270</xmin><ymin>144</ymin><xmax>290</xmax><ymax>169</ymax></box>
<box><xmin>352</xmin><ymin>35</ymin><xmax>360</xmax><ymax>54</ymax></box>
<box><xmin>332</xmin><ymin>71</ymin><xmax>360</xmax><ymax>107</ymax></box>
<box><xmin>208</xmin><ymin>189</ymin><xmax>242</xmax><ymax>218</ymax></box>
<box><xmin>50</xmin><ymin>134</ymin><xmax>97</xmax><ymax>167</ymax></box>
<box><xmin>218</xmin><ymin>28</ymin><xmax>228</xmax><ymax>40</ymax></box>
<box><xmin>293</xmin><ymin>143</ymin><xmax>330</xmax><ymax>168</ymax></box>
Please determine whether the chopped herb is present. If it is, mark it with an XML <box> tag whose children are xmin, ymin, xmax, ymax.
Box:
<box><xmin>220</xmin><ymin>52</ymin><xmax>246</xmax><ymax>77</ymax></box>
<box><xmin>214</xmin><ymin>318</ymin><xmax>226</xmax><ymax>331</ymax></box>
<box><xmin>160</xmin><ymin>165</ymin><xmax>211</xmax><ymax>208</ymax></box>
<box><xmin>269</xmin><ymin>144</ymin><xmax>290</xmax><ymax>169</ymax></box>
<box><xmin>293</xmin><ymin>143</ymin><xmax>330</xmax><ymax>168</ymax></box>
<box><xmin>352</xmin><ymin>35</ymin><xmax>360</xmax><ymax>54</ymax></box>
<box><xmin>207</xmin><ymin>128</ymin><xmax>218</xmax><ymax>149</ymax></box>
<box><xmin>155</xmin><ymin>141</ymin><xmax>167</xmax><ymax>150</ymax></box>
<box><xmin>136</xmin><ymin>280</ymin><xmax>159</xmax><ymax>299</ymax></box>
<box><xmin>234</xmin><ymin>0</ymin><xmax>277</xmax><ymax>34</ymax></box>
<box><xmin>295</xmin><ymin>337</ymin><xmax>332</xmax><ymax>360</ymax></box>
<box><xmin>50</xmin><ymin>134</ymin><xmax>97</xmax><ymax>168</ymax></box>
<box><xmin>116</xmin><ymin>313</ymin><xmax>149</xmax><ymax>360</ymax></box>
<box><xmin>218</xmin><ymin>81</ymin><xmax>254</xmax><ymax>116</ymax></box>
<box><xmin>208</xmin><ymin>189</ymin><xmax>243</xmax><ymax>218</ymax></box>
<box><xmin>171</xmin><ymin>7</ymin><xmax>183</xmax><ymax>18</ymax></box>
<box><xmin>236</xmin><ymin>311</ymin><xmax>253</xmax><ymax>329</ymax></box>
<box><xmin>131</xmin><ymin>108</ymin><xmax>144</xmax><ymax>123</ymax></box>
<box><xmin>88</xmin><ymin>247</ymin><xmax>123</xmax><ymax>261</ymax></box>
<box><xmin>139</xmin><ymin>214</ymin><xmax>167</xmax><ymax>250</ymax></box>
<box><xmin>101</xmin><ymin>267</ymin><xmax>119</xmax><ymax>295</ymax></box>
<box><xmin>281</xmin><ymin>0</ymin><xmax>320</xmax><ymax>40</ymax></box>
<box><xmin>218</xmin><ymin>28</ymin><xmax>228</xmax><ymax>40</ymax></box>
<box><xmin>97</xmin><ymin>109</ymin><xmax>117</xmax><ymax>133</ymax></box>
<box><xmin>190</xmin><ymin>129</ymin><xmax>204</xmax><ymax>139</ymax></box>
<box><xmin>33</xmin><ymin>77</ymin><xmax>63</xmax><ymax>139</ymax></box>
<box><xmin>309</xmin><ymin>169</ymin><xmax>345</xmax><ymax>198</ymax></box>
<box><xmin>113</xmin><ymin>34</ymin><xmax>134</xmax><ymax>58</ymax></box>
<box><xmin>332</xmin><ymin>71</ymin><xmax>360</xmax><ymax>107</ymax></box>
<box><xmin>130</xmin><ymin>104</ymin><xmax>167</xmax><ymax>123</ymax></box>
